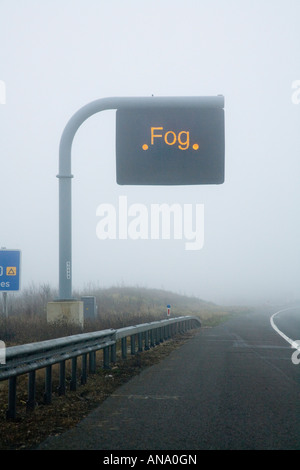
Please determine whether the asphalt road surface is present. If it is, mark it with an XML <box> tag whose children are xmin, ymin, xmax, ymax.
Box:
<box><xmin>37</xmin><ymin>306</ymin><xmax>300</xmax><ymax>450</ymax></box>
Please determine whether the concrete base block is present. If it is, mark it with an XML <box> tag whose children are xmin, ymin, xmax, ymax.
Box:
<box><xmin>47</xmin><ymin>301</ymin><xmax>84</xmax><ymax>328</ymax></box>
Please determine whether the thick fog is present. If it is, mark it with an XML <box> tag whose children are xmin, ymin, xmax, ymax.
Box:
<box><xmin>1</xmin><ymin>0</ymin><xmax>300</xmax><ymax>305</ymax></box>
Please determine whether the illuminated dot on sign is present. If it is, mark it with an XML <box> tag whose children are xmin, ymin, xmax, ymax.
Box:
<box><xmin>193</xmin><ymin>143</ymin><xmax>199</xmax><ymax>150</ymax></box>
<box><xmin>142</xmin><ymin>144</ymin><xmax>149</xmax><ymax>150</ymax></box>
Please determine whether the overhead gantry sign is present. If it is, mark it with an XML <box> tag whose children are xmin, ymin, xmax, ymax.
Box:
<box><xmin>57</xmin><ymin>96</ymin><xmax>225</xmax><ymax>300</ymax></box>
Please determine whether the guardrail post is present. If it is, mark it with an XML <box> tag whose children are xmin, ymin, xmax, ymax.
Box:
<box><xmin>157</xmin><ymin>327</ymin><xmax>161</xmax><ymax>343</ymax></box>
<box><xmin>121</xmin><ymin>337</ymin><xmax>127</xmax><ymax>359</ymax></box>
<box><xmin>6</xmin><ymin>376</ymin><xmax>17</xmax><ymax>420</ymax></box>
<box><xmin>164</xmin><ymin>325</ymin><xmax>168</xmax><ymax>340</ymax></box>
<box><xmin>26</xmin><ymin>370</ymin><xmax>36</xmax><ymax>411</ymax></box>
<box><xmin>150</xmin><ymin>329</ymin><xmax>155</xmax><ymax>347</ymax></box>
<box><xmin>81</xmin><ymin>354</ymin><xmax>87</xmax><ymax>385</ymax></box>
<box><xmin>44</xmin><ymin>365</ymin><xmax>52</xmax><ymax>404</ymax></box>
<box><xmin>131</xmin><ymin>334</ymin><xmax>136</xmax><ymax>355</ymax></box>
<box><xmin>111</xmin><ymin>343</ymin><xmax>116</xmax><ymax>363</ymax></box>
<box><xmin>58</xmin><ymin>361</ymin><xmax>66</xmax><ymax>395</ymax></box>
<box><xmin>144</xmin><ymin>330</ymin><xmax>150</xmax><ymax>350</ymax></box>
<box><xmin>103</xmin><ymin>346</ymin><xmax>110</xmax><ymax>369</ymax></box>
<box><xmin>138</xmin><ymin>332</ymin><xmax>143</xmax><ymax>352</ymax></box>
<box><xmin>160</xmin><ymin>327</ymin><xmax>164</xmax><ymax>343</ymax></box>
<box><xmin>70</xmin><ymin>357</ymin><xmax>77</xmax><ymax>391</ymax></box>
<box><xmin>89</xmin><ymin>352</ymin><xmax>96</xmax><ymax>374</ymax></box>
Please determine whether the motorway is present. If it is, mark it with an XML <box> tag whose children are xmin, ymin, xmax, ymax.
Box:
<box><xmin>37</xmin><ymin>306</ymin><xmax>300</xmax><ymax>450</ymax></box>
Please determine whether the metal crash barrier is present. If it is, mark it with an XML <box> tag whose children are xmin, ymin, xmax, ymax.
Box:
<box><xmin>0</xmin><ymin>316</ymin><xmax>201</xmax><ymax>419</ymax></box>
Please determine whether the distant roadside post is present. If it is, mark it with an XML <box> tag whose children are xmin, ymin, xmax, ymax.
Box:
<box><xmin>0</xmin><ymin>249</ymin><xmax>21</xmax><ymax>318</ymax></box>
<box><xmin>49</xmin><ymin>96</ymin><xmax>225</xmax><ymax>324</ymax></box>
<box><xmin>167</xmin><ymin>305</ymin><xmax>171</xmax><ymax>317</ymax></box>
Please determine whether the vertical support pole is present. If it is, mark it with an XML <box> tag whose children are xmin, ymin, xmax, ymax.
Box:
<box><xmin>27</xmin><ymin>370</ymin><xmax>36</xmax><ymax>411</ymax></box>
<box><xmin>57</xmin><ymin>99</ymin><xmax>99</xmax><ymax>301</ymax></box>
<box><xmin>58</xmin><ymin>175</ymin><xmax>73</xmax><ymax>300</ymax></box>
<box><xmin>6</xmin><ymin>376</ymin><xmax>16</xmax><ymax>420</ymax></box>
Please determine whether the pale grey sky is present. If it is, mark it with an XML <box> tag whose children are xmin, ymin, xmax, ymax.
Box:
<box><xmin>1</xmin><ymin>0</ymin><xmax>300</xmax><ymax>304</ymax></box>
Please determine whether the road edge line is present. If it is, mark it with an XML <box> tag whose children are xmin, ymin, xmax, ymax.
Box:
<box><xmin>270</xmin><ymin>307</ymin><xmax>298</xmax><ymax>348</ymax></box>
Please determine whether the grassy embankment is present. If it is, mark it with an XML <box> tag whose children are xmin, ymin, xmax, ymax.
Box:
<box><xmin>0</xmin><ymin>284</ymin><xmax>247</xmax><ymax>346</ymax></box>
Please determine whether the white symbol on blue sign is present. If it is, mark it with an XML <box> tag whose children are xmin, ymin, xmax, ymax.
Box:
<box><xmin>0</xmin><ymin>250</ymin><xmax>21</xmax><ymax>291</ymax></box>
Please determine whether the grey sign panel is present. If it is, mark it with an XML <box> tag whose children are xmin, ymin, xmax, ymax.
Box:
<box><xmin>81</xmin><ymin>296</ymin><xmax>97</xmax><ymax>320</ymax></box>
<box><xmin>116</xmin><ymin>107</ymin><xmax>224</xmax><ymax>185</ymax></box>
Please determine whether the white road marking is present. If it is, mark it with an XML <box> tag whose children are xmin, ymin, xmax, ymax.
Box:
<box><xmin>270</xmin><ymin>307</ymin><xmax>300</xmax><ymax>350</ymax></box>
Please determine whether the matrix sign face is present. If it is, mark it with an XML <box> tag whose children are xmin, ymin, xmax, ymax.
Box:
<box><xmin>0</xmin><ymin>250</ymin><xmax>21</xmax><ymax>291</ymax></box>
<box><xmin>116</xmin><ymin>107</ymin><xmax>224</xmax><ymax>185</ymax></box>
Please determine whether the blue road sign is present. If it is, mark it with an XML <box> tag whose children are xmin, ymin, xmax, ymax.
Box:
<box><xmin>0</xmin><ymin>250</ymin><xmax>21</xmax><ymax>291</ymax></box>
